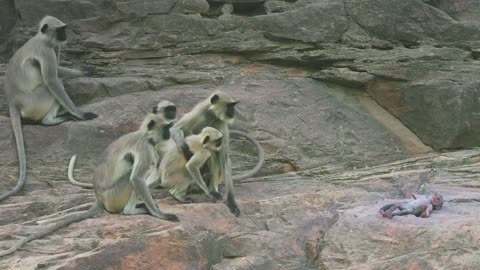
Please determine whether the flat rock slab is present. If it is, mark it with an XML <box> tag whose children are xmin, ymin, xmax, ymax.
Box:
<box><xmin>0</xmin><ymin>150</ymin><xmax>479</xmax><ymax>269</ymax></box>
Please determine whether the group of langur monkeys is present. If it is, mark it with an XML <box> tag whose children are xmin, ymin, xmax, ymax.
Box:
<box><xmin>0</xmin><ymin>16</ymin><xmax>264</xmax><ymax>256</ymax></box>
<box><xmin>0</xmin><ymin>15</ymin><xmax>445</xmax><ymax>257</ymax></box>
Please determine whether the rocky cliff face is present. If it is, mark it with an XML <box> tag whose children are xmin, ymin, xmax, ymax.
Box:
<box><xmin>0</xmin><ymin>0</ymin><xmax>479</xmax><ymax>269</ymax></box>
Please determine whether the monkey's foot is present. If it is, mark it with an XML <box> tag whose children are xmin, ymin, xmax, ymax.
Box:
<box><xmin>169</xmin><ymin>191</ymin><xmax>193</xmax><ymax>204</ymax></box>
<box><xmin>81</xmin><ymin>112</ymin><xmax>99</xmax><ymax>120</ymax></box>
<box><xmin>382</xmin><ymin>212</ymin><xmax>393</xmax><ymax>218</ymax></box>
<box><xmin>152</xmin><ymin>212</ymin><xmax>180</xmax><ymax>222</ymax></box>
<box><xmin>226</xmin><ymin>197</ymin><xmax>241</xmax><ymax>216</ymax></box>
<box><xmin>211</xmin><ymin>191</ymin><xmax>223</xmax><ymax>201</ymax></box>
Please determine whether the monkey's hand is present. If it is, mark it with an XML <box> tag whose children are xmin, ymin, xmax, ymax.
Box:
<box><xmin>75</xmin><ymin>112</ymin><xmax>98</xmax><ymax>121</ymax></box>
<box><xmin>153</xmin><ymin>212</ymin><xmax>180</xmax><ymax>222</ymax></box>
<box><xmin>420</xmin><ymin>211</ymin><xmax>429</xmax><ymax>218</ymax></box>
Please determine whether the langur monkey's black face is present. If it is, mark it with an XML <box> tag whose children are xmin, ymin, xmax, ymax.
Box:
<box><xmin>214</xmin><ymin>137</ymin><xmax>222</xmax><ymax>147</ymax></box>
<box><xmin>153</xmin><ymin>101</ymin><xmax>176</xmax><ymax>122</ymax></box>
<box><xmin>210</xmin><ymin>93</ymin><xmax>238</xmax><ymax>120</ymax></box>
<box><xmin>56</xmin><ymin>26</ymin><xmax>67</xmax><ymax>42</ymax></box>
<box><xmin>163</xmin><ymin>106</ymin><xmax>176</xmax><ymax>121</ymax></box>
<box><xmin>41</xmin><ymin>23</ymin><xmax>67</xmax><ymax>42</ymax></box>
<box><xmin>200</xmin><ymin>127</ymin><xmax>224</xmax><ymax>151</ymax></box>
<box><xmin>226</xmin><ymin>101</ymin><xmax>238</xmax><ymax>119</ymax></box>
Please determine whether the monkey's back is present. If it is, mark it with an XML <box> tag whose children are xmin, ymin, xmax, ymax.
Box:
<box><xmin>94</xmin><ymin>131</ymin><xmax>152</xmax><ymax>189</ymax></box>
<box><xmin>6</xmin><ymin>36</ymin><xmax>53</xmax><ymax>96</ymax></box>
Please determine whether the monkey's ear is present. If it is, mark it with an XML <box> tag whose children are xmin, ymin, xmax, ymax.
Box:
<box><xmin>203</xmin><ymin>135</ymin><xmax>210</xmax><ymax>144</ymax></box>
<box><xmin>147</xmin><ymin>120</ymin><xmax>155</xmax><ymax>130</ymax></box>
<box><xmin>41</xmin><ymin>24</ymin><xmax>48</xmax><ymax>33</ymax></box>
<box><xmin>210</xmin><ymin>94</ymin><xmax>219</xmax><ymax>104</ymax></box>
<box><xmin>152</xmin><ymin>106</ymin><xmax>158</xmax><ymax>113</ymax></box>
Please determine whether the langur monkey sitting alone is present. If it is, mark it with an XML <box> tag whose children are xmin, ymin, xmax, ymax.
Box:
<box><xmin>378</xmin><ymin>192</ymin><xmax>444</xmax><ymax>218</ymax></box>
<box><xmin>0</xmin><ymin>113</ymin><xmax>179</xmax><ymax>257</ymax></box>
<box><xmin>169</xmin><ymin>91</ymin><xmax>265</xmax><ymax>216</ymax></box>
<box><xmin>159</xmin><ymin>127</ymin><xmax>225</xmax><ymax>203</ymax></box>
<box><xmin>1</xmin><ymin>15</ymin><xmax>97</xmax><ymax>202</ymax></box>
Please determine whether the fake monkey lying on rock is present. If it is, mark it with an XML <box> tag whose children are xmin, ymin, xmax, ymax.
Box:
<box><xmin>379</xmin><ymin>192</ymin><xmax>443</xmax><ymax>218</ymax></box>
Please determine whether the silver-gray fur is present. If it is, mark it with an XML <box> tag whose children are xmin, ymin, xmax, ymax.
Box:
<box><xmin>68</xmin><ymin>100</ymin><xmax>177</xmax><ymax>189</ymax></box>
<box><xmin>160</xmin><ymin>127</ymin><xmax>224</xmax><ymax>203</ymax></box>
<box><xmin>169</xmin><ymin>90</ymin><xmax>263</xmax><ymax>216</ymax></box>
<box><xmin>0</xmin><ymin>113</ymin><xmax>178</xmax><ymax>257</ymax></box>
<box><xmin>1</xmin><ymin>15</ymin><xmax>97</xmax><ymax>202</ymax></box>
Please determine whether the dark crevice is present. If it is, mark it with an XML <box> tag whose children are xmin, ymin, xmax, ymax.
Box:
<box><xmin>472</xmin><ymin>51</ymin><xmax>480</xmax><ymax>61</ymax></box>
<box><xmin>255</xmin><ymin>58</ymin><xmax>338</xmax><ymax>71</ymax></box>
<box><xmin>232</xmin><ymin>2</ymin><xmax>266</xmax><ymax>17</ymax></box>
<box><xmin>202</xmin><ymin>1</ymin><xmax>225</xmax><ymax>19</ymax></box>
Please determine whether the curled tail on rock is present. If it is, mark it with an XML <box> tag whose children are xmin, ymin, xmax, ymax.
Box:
<box><xmin>68</xmin><ymin>155</ymin><xmax>94</xmax><ymax>189</ymax></box>
<box><xmin>67</xmin><ymin>130</ymin><xmax>264</xmax><ymax>189</ymax></box>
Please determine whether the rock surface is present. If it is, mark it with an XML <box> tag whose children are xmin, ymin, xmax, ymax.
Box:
<box><xmin>0</xmin><ymin>0</ymin><xmax>480</xmax><ymax>269</ymax></box>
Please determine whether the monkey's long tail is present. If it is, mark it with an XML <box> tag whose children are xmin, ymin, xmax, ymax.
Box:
<box><xmin>0</xmin><ymin>106</ymin><xmax>27</xmax><ymax>202</ymax></box>
<box><xmin>68</xmin><ymin>155</ymin><xmax>94</xmax><ymax>189</ymax></box>
<box><xmin>230</xmin><ymin>130</ymin><xmax>264</xmax><ymax>181</ymax></box>
<box><xmin>0</xmin><ymin>201</ymin><xmax>103</xmax><ymax>257</ymax></box>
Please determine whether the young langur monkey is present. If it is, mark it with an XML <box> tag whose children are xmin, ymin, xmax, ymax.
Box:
<box><xmin>0</xmin><ymin>113</ymin><xmax>179</xmax><ymax>257</ymax></box>
<box><xmin>68</xmin><ymin>100</ymin><xmax>177</xmax><ymax>189</ymax></box>
<box><xmin>159</xmin><ymin>127</ymin><xmax>225</xmax><ymax>202</ymax></box>
<box><xmin>378</xmin><ymin>192</ymin><xmax>444</xmax><ymax>218</ymax></box>
<box><xmin>1</xmin><ymin>15</ymin><xmax>97</xmax><ymax>202</ymax></box>
<box><xmin>169</xmin><ymin>91</ymin><xmax>264</xmax><ymax>216</ymax></box>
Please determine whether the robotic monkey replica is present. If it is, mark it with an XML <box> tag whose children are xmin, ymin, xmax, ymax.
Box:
<box><xmin>1</xmin><ymin>15</ymin><xmax>97</xmax><ymax>202</ymax></box>
<box><xmin>379</xmin><ymin>192</ymin><xmax>444</xmax><ymax>218</ymax></box>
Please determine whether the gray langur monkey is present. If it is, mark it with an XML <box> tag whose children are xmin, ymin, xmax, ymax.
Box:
<box><xmin>0</xmin><ymin>113</ymin><xmax>179</xmax><ymax>257</ymax></box>
<box><xmin>160</xmin><ymin>127</ymin><xmax>225</xmax><ymax>203</ymax></box>
<box><xmin>169</xmin><ymin>90</ymin><xmax>264</xmax><ymax>216</ymax></box>
<box><xmin>67</xmin><ymin>100</ymin><xmax>177</xmax><ymax>189</ymax></box>
<box><xmin>1</xmin><ymin>15</ymin><xmax>98</xmax><ymax>202</ymax></box>
<box><xmin>153</xmin><ymin>100</ymin><xmax>177</xmax><ymax>123</ymax></box>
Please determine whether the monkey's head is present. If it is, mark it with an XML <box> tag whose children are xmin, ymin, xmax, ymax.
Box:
<box><xmin>430</xmin><ymin>192</ymin><xmax>444</xmax><ymax>210</ymax></box>
<box><xmin>39</xmin><ymin>16</ymin><xmax>68</xmax><ymax>45</ymax></box>
<box><xmin>143</xmin><ymin>113</ymin><xmax>173</xmax><ymax>141</ymax></box>
<box><xmin>200</xmin><ymin>127</ymin><xmax>224</xmax><ymax>151</ymax></box>
<box><xmin>208</xmin><ymin>91</ymin><xmax>238</xmax><ymax>124</ymax></box>
<box><xmin>153</xmin><ymin>100</ymin><xmax>176</xmax><ymax>123</ymax></box>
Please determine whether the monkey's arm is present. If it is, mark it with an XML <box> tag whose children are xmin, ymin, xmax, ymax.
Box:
<box><xmin>170</xmin><ymin>126</ymin><xmax>193</xmax><ymax>159</ymax></box>
<box><xmin>420</xmin><ymin>204</ymin><xmax>433</xmax><ymax>218</ymax></box>
<box><xmin>58</xmin><ymin>66</ymin><xmax>83</xmax><ymax>79</ymax></box>
<box><xmin>223</xmin><ymin>152</ymin><xmax>240</xmax><ymax>216</ymax></box>
<box><xmin>38</xmin><ymin>53</ymin><xmax>84</xmax><ymax>119</ymax></box>
<box><xmin>129</xmin><ymin>155</ymin><xmax>163</xmax><ymax>216</ymax></box>
<box><xmin>186</xmin><ymin>152</ymin><xmax>214</xmax><ymax>199</ymax></box>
